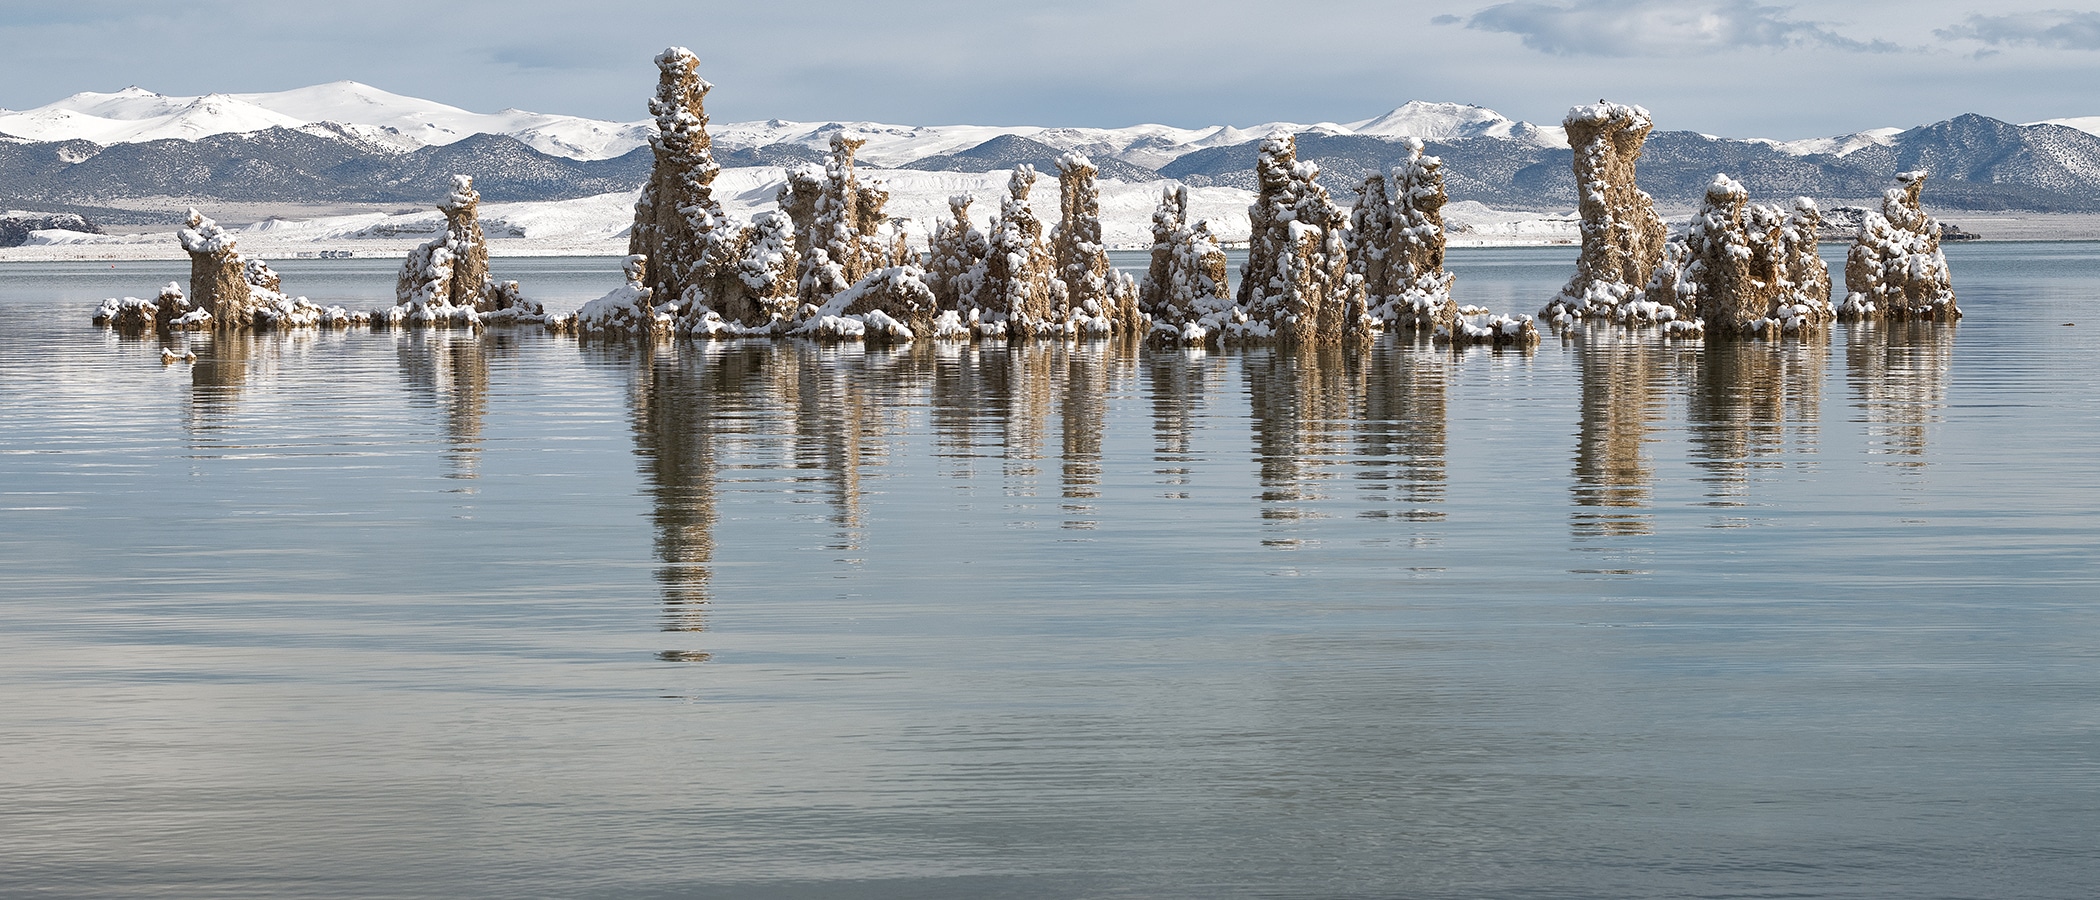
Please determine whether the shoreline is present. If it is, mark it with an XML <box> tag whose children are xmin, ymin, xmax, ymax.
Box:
<box><xmin>6</xmin><ymin>207</ymin><xmax>2096</xmax><ymax>264</ymax></box>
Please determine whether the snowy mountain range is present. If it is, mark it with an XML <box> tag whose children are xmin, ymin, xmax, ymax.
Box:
<box><xmin>8</xmin><ymin>81</ymin><xmax>2100</xmax><ymax>223</ymax></box>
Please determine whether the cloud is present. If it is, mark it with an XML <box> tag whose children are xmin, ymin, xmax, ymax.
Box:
<box><xmin>1937</xmin><ymin>10</ymin><xmax>2100</xmax><ymax>50</ymax></box>
<box><xmin>1457</xmin><ymin>0</ymin><xmax>1897</xmax><ymax>56</ymax></box>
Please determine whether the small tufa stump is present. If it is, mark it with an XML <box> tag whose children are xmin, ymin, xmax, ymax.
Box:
<box><xmin>1841</xmin><ymin>171</ymin><xmax>1958</xmax><ymax>323</ymax></box>
<box><xmin>179</xmin><ymin>209</ymin><xmax>258</xmax><ymax>328</ymax></box>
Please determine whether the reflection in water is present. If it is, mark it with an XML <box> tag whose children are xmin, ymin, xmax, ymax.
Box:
<box><xmin>1143</xmin><ymin>347</ymin><xmax>1219</xmax><ymax>499</ymax></box>
<box><xmin>1569</xmin><ymin>328</ymin><xmax>1681</xmax><ymax>543</ymax></box>
<box><xmin>1686</xmin><ymin>336</ymin><xmax>1827</xmax><ymax>525</ymax></box>
<box><xmin>395</xmin><ymin>330</ymin><xmax>496</xmax><ymax>480</ymax></box>
<box><xmin>1245</xmin><ymin>345</ymin><xmax>1361</xmax><ymax>537</ymax></box>
<box><xmin>627</xmin><ymin>340</ymin><xmax>728</xmax><ymax>634</ymax></box>
<box><xmin>184</xmin><ymin>330</ymin><xmax>265</xmax><ymax>436</ymax></box>
<box><xmin>1358</xmin><ymin>338</ymin><xmax>1449</xmax><ymax>532</ymax></box>
<box><xmin>787</xmin><ymin>344</ymin><xmax>918</xmax><ymax>553</ymax></box>
<box><xmin>1846</xmin><ymin>322</ymin><xmax>1955</xmax><ymax>470</ymax></box>
<box><xmin>1058</xmin><ymin>341</ymin><xmax>1128</xmax><ymax>529</ymax></box>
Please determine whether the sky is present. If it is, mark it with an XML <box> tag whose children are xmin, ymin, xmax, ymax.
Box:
<box><xmin>2</xmin><ymin>0</ymin><xmax>2097</xmax><ymax>139</ymax></box>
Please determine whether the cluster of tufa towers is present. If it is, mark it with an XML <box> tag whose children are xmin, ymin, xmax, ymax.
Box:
<box><xmin>99</xmin><ymin>51</ymin><xmax>1955</xmax><ymax>349</ymax></box>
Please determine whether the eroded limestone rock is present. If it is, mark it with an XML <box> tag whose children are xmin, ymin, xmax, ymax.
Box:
<box><xmin>1238</xmin><ymin>135</ymin><xmax>1360</xmax><ymax>343</ymax></box>
<box><xmin>1053</xmin><ymin>153</ymin><xmax>1142</xmax><ymax>336</ymax></box>
<box><xmin>93</xmin><ymin>282</ymin><xmax>199</xmax><ymax>331</ymax></box>
<box><xmin>926</xmin><ymin>194</ymin><xmax>989</xmax><ymax>313</ymax></box>
<box><xmin>977</xmin><ymin>166</ymin><xmax>1063</xmax><ymax>338</ymax></box>
<box><xmin>1841</xmin><ymin>171</ymin><xmax>1958</xmax><ymax>323</ymax></box>
<box><xmin>1353</xmin><ymin>138</ymin><xmax>1456</xmax><ymax>334</ymax></box>
<box><xmin>794</xmin><ymin>265</ymin><xmax>944</xmax><ymax>343</ymax></box>
<box><xmin>394</xmin><ymin>175</ymin><xmax>545</xmax><ymax>326</ymax></box>
<box><xmin>625</xmin><ymin>47</ymin><xmax>783</xmax><ymax>331</ymax></box>
<box><xmin>179</xmin><ymin>209</ymin><xmax>256</xmax><ymax>327</ymax></box>
<box><xmin>784</xmin><ymin>134</ymin><xmax>899</xmax><ymax>308</ymax></box>
<box><xmin>1643</xmin><ymin>178</ymin><xmax>1832</xmax><ymax>337</ymax></box>
<box><xmin>1541</xmin><ymin>103</ymin><xmax>1669</xmax><ymax>326</ymax></box>
<box><xmin>1139</xmin><ymin>185</ymin><xmax>1236</xmax><ymax>345</ymax></box>
<box><xmin>169</xmin><ymin>209</ymin><xmax>353</xmax><ymax>329</ymax></box>
<box><xmin>573</xmin><ymin>254</ymin><xmax>664</xmax><ymax>338</ymax></box>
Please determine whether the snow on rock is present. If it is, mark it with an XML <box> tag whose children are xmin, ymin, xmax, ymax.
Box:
<box><xmin>1353</xmin><ymin>138</ymin><xmax>1457</xmax><ymax>332</ymax></box>
<box><xmin>1644</xmin><ymin>176</ymin><xmax>1832</xmax><ymax>337</ymax></box>
<box><xmin>1842</xmin><ymin>171</ymin><xmax>1959</xmax><ymax>323</ymax></box>
<box><xmin>780</xmin><ymin>133</ymin><xmax>909</xmax><ymax>309</ymax></box>
<box><xmin>926</xmin><ymin>193</ymin><xmax>989</xmax><ymax>313</ymax></box>
<box><xmin>1541</xmin><ymin>102</ymin><xmax>1669</xmax><ymax>328</ymax></box>
<box><xmin>1139</xmin><ymin>185</ymin><xmax>1238</xmax><ymax>345</ymax></box>
<box><xmin>792</xmin><ymin>265</ymin><xmax>940</xmax><ymax>343</ymax></box>
<box><xmin>571</xmin><ymin>254</ymin><xmax>662</xmax><ymax>337</ymax></box>
<box><xmin>1053</xmin><ymin>153</ymin><xmax>1142</xmax><ymax>335</ymax></box>
<box><xmin>975</xmin><ymin>165</ymin><xmax>1063</xmax><ymax>339</ymax></box>
<box><xmin>1238</xmin><ymin>135</ymin><xmax>1361</xmax><ymax>343</ymax></box>
<box><xmin>391</xmin><ymin>176</ymin><xmax>550</xmax><ymax>327</ymax></box>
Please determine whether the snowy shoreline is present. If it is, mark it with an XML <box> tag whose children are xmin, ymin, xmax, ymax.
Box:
<box><xmin>7</xmin><ymin>182</ymin><xmax>2065</xmax><ymax>265</ymax></box>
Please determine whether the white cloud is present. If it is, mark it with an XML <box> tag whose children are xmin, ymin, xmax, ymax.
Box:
<box><xmin>1938</xmin><ymin>10</ymin><xmax>2100</xmax><ymax>50</ymax></box>
<box><xmin>1456</xmin><ymin>0</ymin><xmax>1897</xmax><ymax>56</ymax></box>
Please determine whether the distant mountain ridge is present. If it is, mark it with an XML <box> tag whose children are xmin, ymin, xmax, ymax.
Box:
<box><xmin>1157</xmin><ymin>114</ymin><xmax>2100</xmax><ymax>212</ymax></box>
<box><xmin>8</xmin><ymin>80</ymin><xmax>2100</xmax><ymax>220</ymax></box>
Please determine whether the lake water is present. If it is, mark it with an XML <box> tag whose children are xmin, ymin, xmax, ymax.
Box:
<box><xmin>3</xmin><ymin>245</ymin><xmax>2098</xmax><ymax>899</ymax></box>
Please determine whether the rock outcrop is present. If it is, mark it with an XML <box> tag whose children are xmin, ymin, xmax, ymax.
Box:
<box><xmin>1</xmin><ymin>212</ymin><xmax>100</xmax><ymax>248</ymax></box>
<box><xmin>926</xmin><ymin>193</ymin><xmax>988</xmax><ymax>312</ymax></box>
<box><xmin>1643</xmin><ymin>178</ymin><xmax>1832</xmax><ymax>337</ymax></box>
<box><xmin>977</xmin><ymin>166</ymin><xmax>1063</xmax><ymax>338</ymax></box>
<box><xmin>1353</xmin><ymin>138</ymin><xmax>1456</xmax><ymax>333</ymax></box>
<box><xmin>1841</xmin><ymin>171</ymin><xmax>1959</xmax><ymax>322</ymax></box>
<box><xmin>1541</xmin><ymin>102</ymin><xmax>1669</xmax><ymax>326</ymax></box>
<box><xmin>1238</xmin><ymin>135</ymin><xmax>1361</xmax><ymax>343</ymax></box>
<box><xmin>783</xmin><ymin>134</ymin><xmax>898</xmax><ymax>308</ymax></box>
<box><xmin>171</xmin><ymin>209</ymin><xmax>351</xmax><ymax>329</ymax></box>
<box><xmin>795</xmin><ymin>265</ymin><xmax>947</xmax><ymax>342</ymax></box>
<box><xmin>572</xmin><ymin>254</ymin><xmax>663</xmax><ymax>338</ymax></box>
<box><xmin>179</xmin><ymin>209</ymin><xmax>257</xmax><ymax>327</ymax></box>
<box><xmin>1052</xmin><ymin>153</ymin><xmax>1142</xmax><ymax>335</ymax></box>
<box><xmin>626</xmin><ymin>47</ymin><xmax>783</xmax><ymax>330</ymax></box>
<box><xmin>1140</xmin><ymin>185</ymin><xmax>1236</xmax><ymax>344</ymax></box>
<box><xmin>92</xmin><ymin>282</ymin><xmax>196</xmax><ymax>331</ymax></box>
<box><xmin>394</xmin><ymin>175</ymin><xmax>547</xmax><ymax>326</ymax></box>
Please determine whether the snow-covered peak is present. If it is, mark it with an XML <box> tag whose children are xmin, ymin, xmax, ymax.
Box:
<box><xmin>2029</xmin><ymin>116</ymin><xmax>2100</xmax><ymax>139</ymax></box>
<box><xmin>0</xmin><ymin>81</ymin><xmax>657</xmax><ymax>160</ymax></box>
<box><xmin>1751</xmin><ymin>127</ymin><xmax>1903</xmax><ymax>157</ymax></box>
<box><xmin>1350</xmin><ymin>101</ymin><xmax>1504</xmax><ymax>139</ymax></box>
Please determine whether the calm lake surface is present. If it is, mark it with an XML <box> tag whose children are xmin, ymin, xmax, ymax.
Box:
<box><xmin>3</xmin><ymin>245</ymin><xmax>2097</xmax><ymax>899</ymax></box>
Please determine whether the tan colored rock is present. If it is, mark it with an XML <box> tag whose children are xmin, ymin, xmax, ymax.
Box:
<box><xmin>573</xmin><ymin>254</ymin><xmax>663</xmax><ymax>338</ymax></box>
<box><xmin>92</xmin><ymin>282</ymin><xmax>193</xmax><ymax>331</ymax></box>
<box><xmin>1644</xmin><ymin>176</ymin><xmax>1832</xmax><ymax>337</ymax></box>
<box><xmin>627</xmin><ymin>47</ymin><xmax>776</xmax><ymax>327</ymax></box>
<box><xmin>1842</xmin><ymin>171</ymin><xmax>1958</xmax><ymax>322</ymax></box>
<box><xmin>1541</xmin><ymin>102</ymin><xmax>1669</xmax><ymax>326</ymax></box>
<box><xmin>927</xmin><ymin>193</ymin><xmax>988</xmax><ymax>312</ymax></box>
<box><xmin>1139</xmin><ymin>185</ymin><xmax>1235</xmax><ymax>344</ymax></box>
<box><xmin>796</xmin><ymin>265</ymin><xmax>941</xmax><ymax>343</ymax></box>
<box><xmin>784</xmin><ymin>134</ymin><xmax>899</xmax><ymax>307</ymax></box>
<box><xmin>396</xmin><ymin>175</ymin><xmax>507</xmax><ymax>321</ymax></box>
<box><xmin>979</xmin><ymin>166</ymin><xmax>1062</xmax><ymax>338</ymax></box>
<box><xmin>1052</xmin><ymin>153</ymin><xmax>1141</xmax><ymax>335</ymax></box>
<box><xmin>1238</xmin><ymin>135</ymin><xmax>1359</xmax><ymax>343</ymax></box>
<box><xmin>1353</xmin><ymin>138</ymin><xmax>1456</xmax><ymax>333</ymax></box>
<box><xmin>178</xmin><ymin>209</ymin><xmax>257</xmax><ymax>328</ymax></box>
